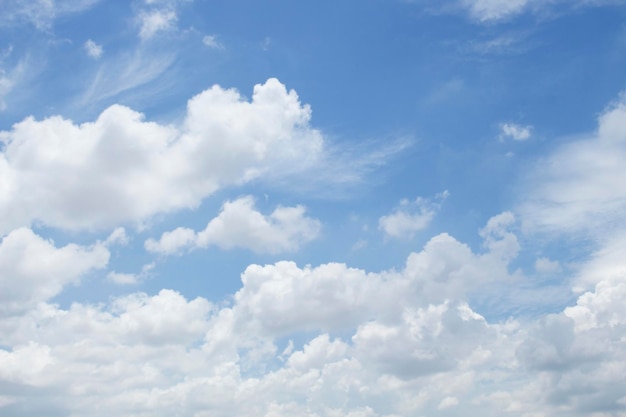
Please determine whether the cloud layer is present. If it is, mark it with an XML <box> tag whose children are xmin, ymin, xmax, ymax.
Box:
<box><xmin>1</xmin><ymin>212</ymin><xmax>625</xmax><ymax>416</ymax></box>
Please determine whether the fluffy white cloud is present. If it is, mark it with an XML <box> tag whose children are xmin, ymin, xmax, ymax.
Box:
<box><xmin>0</xmin><ymin>228</ymin><xmax>109</xmax><ymax>316</ymax></box>
<box><xmin>229</xmin><ymin>214</ymin><xmax>521</xmax><ymax>338</ymax></box>
<box><xmin>499</xmin><ymin>122</ymin><xmax>532</xmax><ymax>141</ymax></box>
<box><xmin>145</xmin><ymin>196</ymin><xmax>321</xmax><ymax>254</ymax></box>
<box><xmin>145</xmin><ymin>227</ymin><xmax>196</xmax><ymax>254</ymax></box>
<box><xmin>1</xmin><ymin>213</ymin><xmax>626</xmax><ymax>416</ymax></box>
<box><xmin>378</xmin><ymin>191</ymin><xmax>448</xmax><ymax>239</ymax></box>
<box><xmin>84</xmin><ymin>39</ymin><xmax>103</xmax><ymax>59</ymax></box>
<box><xmin>0</xmin><ymin>78</ymin><xmax>324</xmax><ymax>233</ymax></box>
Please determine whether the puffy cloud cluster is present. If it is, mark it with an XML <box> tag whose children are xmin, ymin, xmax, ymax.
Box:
<box><xmin>0</xmin><ymin>78</ymin><xmax>323</xmax><ymax>234</ymax></box>
<box><xmin>145</xmin><ymin>196</ymin><xmax>321</xmax><ymax>254</ymax></box>
<box><xmin>1</xmin><ymin>210</ymin><xmax>625</xmax><ymax>416</ymax></box>
<box><xmin>0</xmin><ymin>216</ymin><xmax>516</xmax><ymax>416</ymax></box>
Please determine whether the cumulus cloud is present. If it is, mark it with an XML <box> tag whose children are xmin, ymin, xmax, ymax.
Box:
<box><xmin>230</xmin><ymin>214</ymin><xmax>521</xmax><ymax>337</ymax></box>
<box><xmin>145</xmin><ymin>196</ymin><xmax>321</xmax><ymax>254</ymax></box>
<box><xmin>0</xmin><ymin>228</ymin><xmax>109</xmax><ymax>316</ymax></box>
<box><xmin>0</xmin><ymin>218</ymin><xmax>517</xmax><ymax>416</ymax></box>
<box><xmin>1</xmin><ymin>211</ymin><xmax>626</xmax><ymax>416</ymax></box>
<box><xmin>84</xmin><ymin>39</ymin><xmax>103</xmax><ymax>59</ymax></box>
<box><xmin>0</xmin><ymin>78</ymin><xmax>325</xmax><ymax>233</ymax></box>
<box><xmin>378</xmin><ymin>191</ymin><xmax>449</xmax><ymax>239</ymax></box>
<box><xmin>499</xmin><ymin>122</ymin><xmax>532</xmax><ymax>141</ymax></box>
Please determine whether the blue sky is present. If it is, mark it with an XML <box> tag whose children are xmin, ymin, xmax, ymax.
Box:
<box><xmin>2</xmin><ymin>0</ymin><xmax>626</xmax><ymax>416</ymax></box>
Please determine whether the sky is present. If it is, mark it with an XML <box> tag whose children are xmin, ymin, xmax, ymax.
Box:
<box><xmin>1</xmin><ymin>0</ymin><xmax>626</xmax><ymax>416</ymax></box>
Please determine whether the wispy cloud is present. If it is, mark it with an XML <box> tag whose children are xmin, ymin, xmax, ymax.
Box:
<box><xmin>80</xmin><ymin>49</ymin><xmax>176</xmax><ymax>106</ymax></box>
<box><xmin>84</xmin><ymin>39</ymin><xmax>103</xmax><ymax>59</ymax></box>
<box><xmin>0</xmin><ymin>57</ymin><xmax>27</xmax><ymax>112</ymax></box>
<box><xmin>0</xmin><ymin>0</ymin><xmax>101</xmax><ymax>30</ymax></box>
<box><xmin>415</xmin><ymin>0</ymin><xmax>626</xmax><ymax>23</ymax></box>
<box><xmin>202</xmin><ymin>35</ymin><xmax>224</xmax><ymax>49</ymax></box>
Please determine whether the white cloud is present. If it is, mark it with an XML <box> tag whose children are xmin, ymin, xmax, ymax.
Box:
<box><xmin>146</xmin><ymin>226</ymin><xmax>196</xmax><ymax>254</ymax></box>
<box><xmin>80</xmin><ymin>49</ymin><xmax>176</xmax><ymax>105</ymax></box>
<box><xmin>107</xmin><ymin>262</ymin><xmax>154</xmax><ymax>285</ymax></box>
<box><xmin>1</xmin><ymin>213</ymin><xmax>625</xmax><ymax>416</ymax></box>
<box><xmin>0</xmin><ymin>71</ymin><xmax>13</xmax><ymax>112</ymax></box>
<box><xmin>138</xmin><ymin>9</ymin><xmax>177</xmax><ymax>39</ymax></box>
<box><xmin>572</xmin><ymin>232</ymin><xmax>626</xmax><ymax>289</ymax></box>
<box><xmin>145</xmin><ymin>196</ymin><xmax>321</xmax><ymax>254</ymax></box>
<box><xmin>103</xmin><ymin>227</ymin><xmax>129</xmax><ymax>246</ymax></box>
<box><xmin>379</xmin><ymin>191</ymin><xmax>448</xmax><ymax>239</ymax></box>
<box><xmin>0</xmin><ymin>58</ymin><xmax>26</xmax><ymax>112</ymax></box>
<box><xmin>418</xmin><ymin>0</ymin><xmax>625</xmax><ymax>23</ymax></box>
<box><xmin>520</xmin><ymin>95</ymin><xmax>626</xmax><ymax>237</ymax></box>
<box><xmin>462</xmin><ymin>0</ymin><xmax>530</xmax><ymax>22</ymax></box>
<box><xmin>0</xmin><ymin>78</ymin><xmax>326</xmax><ymax>233</ymax></box>
<box><xmin>438</xmin><ymin>396</ymin><xmax>459</xmax><ymax>409</ymax></box>
<box><xmin>479</xmin><ymin>211</ymin><xmax>520</xmax><ymax>260</ymax></box>
<box><xmin>203</xmin><ymin>34</ymin><xmax>224</xmax><ymax>49</ymax></box>
<box><xmin>499</xmin><ymin>122</ymin><xmax>532</xmax><ymax>141</ymax></box>
<box><xmin>535</xmin><ymin>257</ymin><xmax>562</xmax><ymax>274</ymax></box>
<box><xmin>0</xmin><ymin>0</ymin><xmax>101</xmax><ymax>30</ymax></box>
<box><xmin>0</xmin><ymin>219</ymin><xmax>519</xmax><ymax>416</ymax></box>
<box><xmin>84</xmin><ymin>39</ymin><xmax>103</xmax><ymax>59</ymax></box>
<box><xmin>230</xmin><ymin>214</ymin><xmax>521</xmax><ymax>337</ymax></box>
<box><xmin>0</xmin><ymin>227</ymin><xmax>109</xmax><ymax>316</ymax></box>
